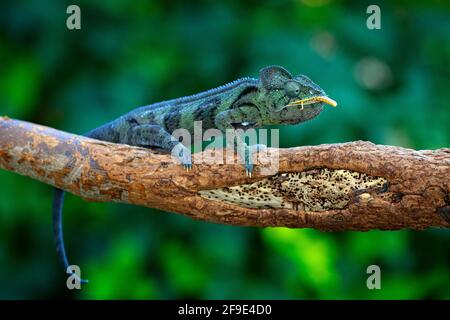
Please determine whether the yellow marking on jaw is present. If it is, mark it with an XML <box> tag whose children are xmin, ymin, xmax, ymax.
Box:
<box><xmin>287</xmin><ymin>95</ymin><xmax>338</xmax><ymax>108</ymax></box>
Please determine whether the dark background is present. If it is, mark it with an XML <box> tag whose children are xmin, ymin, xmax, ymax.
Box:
<box><xmin>0</xmin><ymin>0</ymin><xmax>449</xmax><ymax>299</ymax></box>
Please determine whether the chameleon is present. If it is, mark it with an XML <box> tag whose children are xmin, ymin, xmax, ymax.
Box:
<box><xmin>52</xmin><ymin>65</ymin><xmax>337</xmax><ymax>283</ymax></box>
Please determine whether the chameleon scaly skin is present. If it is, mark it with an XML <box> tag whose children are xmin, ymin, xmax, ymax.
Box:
<box><xmin>53</xmin><ymin>66</ymin><xmax>337</xmax><ymax>282</ymax></box>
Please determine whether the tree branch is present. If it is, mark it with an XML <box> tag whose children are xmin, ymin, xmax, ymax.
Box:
<box><xmin>1</xmin><ymin>116</ymin><xmax>449</xmax><ymax>231</ymax></box>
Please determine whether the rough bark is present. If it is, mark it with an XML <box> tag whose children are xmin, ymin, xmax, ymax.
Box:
<box><xmin>0</xmin><ymin>116</ymin><xmax>449</xmax><ymax>231</ymax></box>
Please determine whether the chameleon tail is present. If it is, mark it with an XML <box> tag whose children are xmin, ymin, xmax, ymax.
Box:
<box><xmin>52</xmin><ymin>188</ymin><xmax>89</xmax><ymax>284</ymax></box>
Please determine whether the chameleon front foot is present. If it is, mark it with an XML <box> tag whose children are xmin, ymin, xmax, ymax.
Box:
<box><xmin>245</xmin><ymin>163</ymin><xmax>253</xmax><ymax>177</ymax></box>
<box><xmin>248</xmin><ymin>143</ymin><xmax>267</xmax><ymax>153</ymax></box>
<box><xmin>244</xmin><ymin>144</ymin><xmax>267</xmax><ymax>177</ymax></box>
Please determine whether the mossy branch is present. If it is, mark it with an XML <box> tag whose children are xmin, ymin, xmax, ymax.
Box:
<box><xmin>0</xmin><ymin>116</ymin><xmax>449</xmax><ymax>231</ymax></box>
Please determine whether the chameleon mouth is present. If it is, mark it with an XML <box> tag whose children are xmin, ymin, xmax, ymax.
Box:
<box><xmin>286</xmin><ymin>96</ymin><xmax>338</xmax><ymax>110</ymax></box>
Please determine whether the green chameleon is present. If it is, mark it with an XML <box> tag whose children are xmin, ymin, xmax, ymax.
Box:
<box><xmin>53</xmin><ymin>65</ymin><xmax>337</xmax><ymax>283</ymax></box>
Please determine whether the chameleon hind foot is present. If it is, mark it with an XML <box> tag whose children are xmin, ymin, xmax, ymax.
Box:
<box><xmin>172</xmin><ymin>143</ymin><xmax>192</xmax><ymax>171</ymax></box>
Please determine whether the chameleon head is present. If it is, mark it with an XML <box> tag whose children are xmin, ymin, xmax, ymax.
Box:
<box><xmin>259</xmin><ymin>66</ymin><xmax>337</xmax><ymax>124</ymax></box>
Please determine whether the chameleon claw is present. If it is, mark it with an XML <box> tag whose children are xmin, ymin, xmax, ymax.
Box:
<box><xmin>183</xmin><ymin>163</ymin><xmax>192</xmax><ymax>171</ymax></box>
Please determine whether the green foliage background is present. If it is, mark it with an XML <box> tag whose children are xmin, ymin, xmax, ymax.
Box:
<box><xmin>0</xmin><ymin>0</ymin><xmax>449</xmax><ymax>299</ymax></box>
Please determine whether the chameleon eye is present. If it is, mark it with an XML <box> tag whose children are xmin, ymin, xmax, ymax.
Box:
<box><xmin>284</xmin><ymin>81</ymin><xmax>301</xmax><ymax>98</ymax></box>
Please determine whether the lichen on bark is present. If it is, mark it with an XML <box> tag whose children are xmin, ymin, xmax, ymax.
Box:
<box><xmin>199</xmin><ymin>168</ymin><xmax>388</xmax><ymax>211</ymax></box>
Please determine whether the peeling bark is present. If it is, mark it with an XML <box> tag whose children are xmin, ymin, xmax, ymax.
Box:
<box><xmin>0</xmin><ymin>116</ymin><xmax>449</xmax><ymax>231</ymax></box>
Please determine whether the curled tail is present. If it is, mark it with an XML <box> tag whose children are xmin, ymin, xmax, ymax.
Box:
<box><xmin>52</xmin><ymin>188</ymin><xmax>89</xmax><ymax>284</ymax></box>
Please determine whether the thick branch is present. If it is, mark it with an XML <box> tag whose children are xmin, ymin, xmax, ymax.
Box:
<box><xmin>0</xmin><ymin>116</ymin><xmax>449</xmax><ymax>231</ymax></box>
